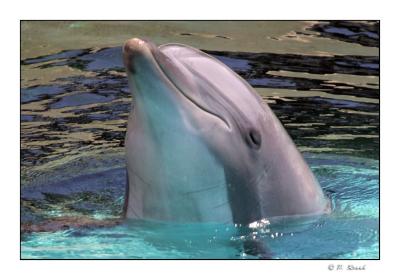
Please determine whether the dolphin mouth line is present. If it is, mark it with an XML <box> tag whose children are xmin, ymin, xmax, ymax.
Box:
<box><xmin>150</xmin><ymin>47</ymin><xmax>231</xmax><ymax>129</ymax></box>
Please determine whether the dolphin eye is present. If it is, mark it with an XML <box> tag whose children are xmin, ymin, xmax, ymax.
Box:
<box><xmin>246</xmin><ymin>129</ymin><xmax>262</xmax><ymax>149</ymax></box>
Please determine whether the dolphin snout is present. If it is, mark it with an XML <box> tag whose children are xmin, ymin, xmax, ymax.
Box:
<box><xmin>123</xmin><ymin>38</ymin><xmax>147</xmax><ymax>53</ymax></box>
<box><xmin>123</xmin><ymin>38</ymin><xmax>157</xmax><ymax>73</ymax></box>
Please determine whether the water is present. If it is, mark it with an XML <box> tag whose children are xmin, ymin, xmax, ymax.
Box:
<box><xmin>21</xmin><ymin>153</ymin><xmax>378</xmax><ymax>259</ymax></box>
<box><xmin>20</xmin><ymin>21</ymin><xmax>379</xmax><ymax>259</ymax></box>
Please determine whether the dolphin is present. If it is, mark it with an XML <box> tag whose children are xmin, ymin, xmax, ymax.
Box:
<box><xmin>122</xmin><ymin>38</ymin><xmax>330</xmax><ymax>225</ymax></box>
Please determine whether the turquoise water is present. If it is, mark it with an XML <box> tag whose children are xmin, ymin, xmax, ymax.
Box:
<box><xmin>20</xmin><ymin>21</ymin><xmax>379</xmax><ymax>259</ymax></box>
<box><xmin>21</xmin><ymin>153</ymin><xmax>379</xmax><ymax>259</ymax></box>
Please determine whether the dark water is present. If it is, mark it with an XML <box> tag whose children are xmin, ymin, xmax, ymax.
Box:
<box><xmin>20</xmin><ymin>20</ymin><xmax>379</xmax><ymax>259</ymax></box>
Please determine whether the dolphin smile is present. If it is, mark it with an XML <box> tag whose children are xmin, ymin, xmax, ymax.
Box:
<box><xmin>123</xmin><ymin>38</ymin><xmax>330</xmax><ymax>224</ymax></box>
<box><xmin>123</xmin><ymin>38</ymin><xmax>230</xmax><ymax>128</ymax></box>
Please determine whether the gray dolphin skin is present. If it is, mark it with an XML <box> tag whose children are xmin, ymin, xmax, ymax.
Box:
<box><xmin>123</xmin><ymin>38</ymin><xmax>330</xmax><ymax>225</ymax></box>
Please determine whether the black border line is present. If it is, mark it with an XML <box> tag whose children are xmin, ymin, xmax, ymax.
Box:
<box><xmin>19</xmin><ymin>19</ymin><xmax>380</xmax><ymax>261</ymax></box>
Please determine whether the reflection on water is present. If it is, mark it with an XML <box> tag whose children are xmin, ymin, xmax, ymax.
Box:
<box><xmin>20</xmin><ymin>21</ymin><xmax>379</xmax><ymax>259</ymax></box>
<box><xmin>21</xmin><ymin>153</ymin><xmax>378</xmax><ymax>259</ymax></box>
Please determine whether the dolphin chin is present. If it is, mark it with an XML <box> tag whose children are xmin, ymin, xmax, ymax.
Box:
<box><xmin>123</xmin><ymin>38</ymin><xmax>230</xmax><ymax>128</ymax></box>
<box><xmin>123</xmin><ymin>38</ymin><xmax>330</xmax><ymax>225</ymax></box>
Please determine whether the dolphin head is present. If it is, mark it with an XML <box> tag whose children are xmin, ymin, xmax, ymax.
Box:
<box><xmin>123</xmin><ymin>38</ymin><xmax>268</xmax><ymax>165</ymax></box>
<box><xmin>123</xmin><ymin>38</ymin><xmax>328</xmax><ymax>224</ymax></box>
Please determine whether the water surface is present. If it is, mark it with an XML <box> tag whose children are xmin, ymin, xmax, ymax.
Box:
<box><xmin>20</xmin><ymin>21</ymin><xmax>379</xmax><ymax>259</ymax></box>
<box><xmin>21</xmin><ymin>153</ymin><xmax>378</xmax><ymax>259</ymax></box>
